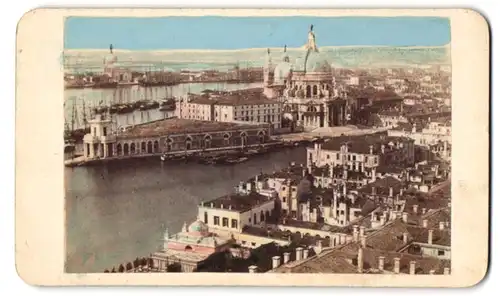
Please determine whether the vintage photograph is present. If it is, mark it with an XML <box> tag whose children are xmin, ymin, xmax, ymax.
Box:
<box><xmin>63</xmin><ymin>15</ymin><xmax>452</xmax><ymax>275</ymax></box>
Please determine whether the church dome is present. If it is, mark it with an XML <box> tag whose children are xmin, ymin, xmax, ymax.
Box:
<box><xmin>188</xmin><ymin>220</ymin><xmax>209</xmax><ymax>235</ymax></box>
<box><xmin>294</xmin><ymin>50</ymin><xmax>331</xmax><ymax>73</ymax></box>
<box><xmin>273</xmin><ymin>61</ymin><xmax>293</xmax><ymax>85</ymax></box>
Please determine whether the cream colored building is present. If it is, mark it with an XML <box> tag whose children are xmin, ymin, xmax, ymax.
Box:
<box><xmin>176</xmin><ymin>91</ymin><xmax>282</xmax><ymax>129</ymax></box>
<box><xmin>388</xmin><ymin>121</ymin><xmax>451</xmax><ymax>147</ymax></box>
<box><xmin>197</xmin><ymin>192</ymin><xmax>277</xmax><ymax>234</ymax></box>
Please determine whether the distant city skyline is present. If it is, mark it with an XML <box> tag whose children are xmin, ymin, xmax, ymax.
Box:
<box><xmin>64</xmin><ymin>16</ymin><xmax>451</xmax><ymax>50</ymax></box>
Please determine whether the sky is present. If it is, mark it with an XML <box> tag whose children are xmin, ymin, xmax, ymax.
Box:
<box><xmin>64</xmin><ymin>16</ymin><xmax>451</xmax><ymax>50</ymax></box>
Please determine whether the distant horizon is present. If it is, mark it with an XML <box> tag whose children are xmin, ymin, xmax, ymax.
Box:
<box><xmin>64</xmin><ymin>16</ymin><xmax>451</xmax><ymax>51</ymax></box>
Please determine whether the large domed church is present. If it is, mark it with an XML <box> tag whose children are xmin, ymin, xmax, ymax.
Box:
<box><xmin>263</xmin><ymin>25</ymin><xmax>349</xmax><ymax>131</ymax></box>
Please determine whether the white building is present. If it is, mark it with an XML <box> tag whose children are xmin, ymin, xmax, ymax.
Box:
<box><xmin>197</xmin><ymin>192</ymin><xmax>277</xmax><ymax>234</ymax></box>
<box><xmin>388</xmin><ymin>121</ymin><xmax>451</xmax><ymax>147</ymax></box>
<box><xmin>262</xmin><ymin>25</ymin><xmax>350</xmax><ymax>131</ymax></box>
<box><xmin>176</xmin><ymin>91</ymin><xmax>282</xmax><ymax>129</ymax></box>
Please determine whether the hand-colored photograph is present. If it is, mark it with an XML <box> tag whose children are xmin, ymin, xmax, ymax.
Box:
<box><xmin>63</xmin><ymin>15</ymin><xmax>452</xmax><ymax>275</ymax></box>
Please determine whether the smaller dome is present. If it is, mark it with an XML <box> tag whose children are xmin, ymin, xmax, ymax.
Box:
<box><xmin>188</xmin><ymin>220</ymin><xmax>209</xmax><ymax>235</ymax></box>
<box><xmin>273</xmin><ymin>61</ymin><xmax>293</xmax><ymax>85</ymax></box>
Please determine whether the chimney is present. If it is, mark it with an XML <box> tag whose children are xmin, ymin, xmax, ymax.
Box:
<box><xmin>409</xmin><ymin>261</ymin><xmax>416</xmax><ymax>275</ymax></box>
<box><xmin>371</xmin><ymin>168</ymin><xmax>376</xmax><ymax>182</ymax></box>
<box><xmin>399</xmin><ymin>188</ymin><xmax>404</xmax><ymax>196</ymax></box>
<box><xmin>413</xmin><ymin>204</ymin><xmax>418</xmax><ymax>214</ymax></box>
<box><xmin>439</xmin><ymin>221</ymin><xmax>445</xmax><ymax>230</ymax></box>
<box><xmin>272</xmin><ymin>256</ymin><xmax>281</xmax><ymax>269</ymax></box>
<box><xmin>283</xmin><ymin>252</ymin><xmax>290</xmax><ymax>264</ymax></box>
<box><xmin>371</xmin><ymin>212</ymin><xmax>376</xmax><ymax>222</ymax></box>
<box><xmin>357</xmin><ymin>248</ymin><xmax>364</xmax><ymax>273</ymax></box>
<box><xmin>422</xmin><ymin>219</ymin><xmax>428</xmax><ymax>228</ymax></box>
<box><xmin>443</xmin><ymin>267</ymin><xmax>450</xmax><ymax>275</ymax></box>
<box><xmin>393</xmin><ymin>257</ymin><xmax>400</xmax><ymax>274</ymax></box>
<box><xmin>378</xmin><ymin>256</ymin><xmax>385</xmax><ymax>271</ymax></box>
<box><xmin>303</xmin><ymin>248</ymin><xmax>309</xmax><ymax>259</ymax></box>
<box><xmin>371</xmin><ymin>186</ymin><xmax>376</xmax><ymax>195</ymax></box>
<box><xmin>353</xmin><ymin>225</ymin><xmax>359</xmax><ymax>242</ymax></box>
<box><xmin>360</xmin><ymin>226</ymin><xmax>366</xmax><ymax>238</ymax></box>
<box><xmin>389</xmin><ymin>187</ymin><xmax>393</xmax><ymax>197</ymax></box>
<box><xmin>422</xmin><ymin>208</ymin><xmax>427</xmax><ymax>215</ymax></box>
<box><xmin>361</xmin><ymin>235</ymin><xmax>367</xmax><ymax>248</ymax></box>
<box><xmin>429</xmin><ymin>270</ymin><xmax>435</xmax><ymax>275</ymax></box>
<box><xmin>403</xmin><ymin>232</ymin><xmax>409</xmax><ymax>244</ymax></box>
<box><xmin>402</xmin><ymin>212</ymin><xmax>408</xmax><ymax>223</ymax></box>
<box><xmin>381</xmin><ymin>144</ymin><xmax>385</xmax><ymax>154</ymax></box>
<box><xmin>296</xmin><ymin>247</ymin><xmax>303</xmax><ymax>261</ymax></box>
<box><xmin>428</xmin><ymin>229</ymin><xmax>434</xmax><ymax>245</ymax></box>
<box><xmin>248</xmin><ymin>265</ymin><xmax>258</xmax><ymax>273</ymax></box>
<box><xmin>369</xmin><ymin>145</ymin><xmax>373</xmax><ymax>155</ymax></box>
<box><xmin>380</xmin><ymin>214</ymin><xmax>386</xmax><ymax>226</ymax></box>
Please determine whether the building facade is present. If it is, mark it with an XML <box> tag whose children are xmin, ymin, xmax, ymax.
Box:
<box><xmin>82</xmin><ymin>116</ymin><xmax>272</xmax><ymax>161</ymax></box>
<box><xmin>262</xmin><ymin>25</ymin><xmax>350</xmax><ymax>131</ymax></box>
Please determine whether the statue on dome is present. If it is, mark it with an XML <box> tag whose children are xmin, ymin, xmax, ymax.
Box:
<box><xmin>305</xmin><ymin>24</ymin><xmax>319</xmax><ymax>52</ymax></box>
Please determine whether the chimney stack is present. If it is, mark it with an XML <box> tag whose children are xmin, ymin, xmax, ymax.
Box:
<box><xmin>389</xmin><ymin>187</ymin><xmax>393</xmax><ymax>197</ymax></box>
<box><xmin>378</xmin><ymin>256</ymin><xmax>385</xmax><ymax>271</ymax></box>
<box><xmin>371</xmin><ymin>186</ymin><xmax>376</xmax><ymax>195</ymax></box>
<box><xmin>361</xmin><ymin>235</ymin><xmax>367</xmax><ymax>248</ymax></box>
<box><xmin>369</xmin><ymin>145</ymin><xmax>373</xmax><ymax>155</ymax></box>
<box><xmin>409</xmin><ymin>261</ymin><xmax>416</xmax><ymax>275</ymax></box>
<box><xmin>443</xmin><ymin>267</ymin><xmax>450</xmax><ymax>275</ymax></box>
<box><xmin>248</xmin><ymin>265</ymin><xmax>258</xmax><ymax>273</ymax></box>
<box><xmin>422</xmin><ymin>219</ymin><xmax>428</xmax><ymax>228</ymax></box>
<box><xmin>399</xmin><ymin>188</ymin><xmax>404</xmax><ymax>196</ymax></box>
<box><xmin>439</xmin><ymin>221</ymin><xmax>445</xmax><ymax>230</ymax></box>
<box><xmin>402</xmin><ymin>212</ymin><xmax>408</xmax><ymax>223</ymax></box>
<box><xmin>371</xmin><ymin>168</ymin><xmax>376</xmax><ymax>182</ymax></box>
<box><xmin>296</xmin><ymin>247</ymin><xmax>303</xmax><ymax>261</ymax></box>
<box><xmin>428</xmin><ymin>229</ymin><xmax>434</xmax><ymax>245</ymax></box>
<box><xmin>357</xmin><ymin>248</ymin><xmax>364</xmax><ymax>273</ymax></box>
<box><xmin>353</xmin><ymin>225</ymin><xmax>359</xmax><ymax>242</ymax></box>
<box><xmin>393</xmin><ymin>257</ymin><xmax>400</xmax><ymax>274</ymax></box>
<box><xmin>403</xmin><ymin>232</ymin><xmax>409</xmax><ymax>244</ymax></box>
<box><xmin>413</xmin><ymin>204</ymin><xmax>418</xmax><ymax>214</ymax></box>
<box><xmin>381</xmin><ymin>144</ymin><xmax>385</xmax><ymax>154</ymax></box>
<box><xmin>272</xmin><ymin>256</ymin><xmax>281</xmax><ymax>269</ymax></box>
<box><xmin>360</xmin><ymin>226</ymin><xmax>366</xmax><ymax>238</ymax></box>
<box><xmin>422</xmin><ymin>208</ymin><xmax>427</xmax><ymax>215</ymax></box>
<box><xmin>283</xmin><ymin>252</ymin><xmax>290</xmax><ymax>264</ymax></box>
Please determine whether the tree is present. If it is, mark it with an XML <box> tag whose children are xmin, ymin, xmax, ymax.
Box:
<box><xmin>118</xmin><ymin>264</ymin><xmax>125</xmax><ymax>273</ymax></box>
<box><xmin>104</xmin><ymin>269</ymin><xmax>109</xmax><ymax>273</ymax></box>
<box><xmin>133</xmin><ymin>257</ymin><xmax>140</xmax><ymax>268</ymax></box>
<box><xmin>111</xmin><ymin>267</ymin><xmax>116</xmax><ymax>273</ymax></box>
<box><xmin>140</xmin><ymin>257</ymin><xmax>148</xmax><ymax>267</ymax></box>
<box><xmin>148</xmin><ymin>258</ymin><xmax>154</xmax><ymax>268</ymax></box>
<box><xmin>126</xmin><ymin>262</ymin><xmax>133</xmax><ymax>271</ymax></box>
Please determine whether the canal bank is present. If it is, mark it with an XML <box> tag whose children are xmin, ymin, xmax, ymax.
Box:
<box><xmin>65</xmin><ymin>147</ymin><xmax>306</xmax><ymax>273</ymax></box>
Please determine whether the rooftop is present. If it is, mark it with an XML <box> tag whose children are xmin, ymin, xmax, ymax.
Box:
<box><xmin>319</xmin><ymin>132</ymin><xmax>413</xmax><ymax>154</ymax></box>
<box><xmin>117</xmin><ymin>118</ymin><xmax>267</xmax><ymax>140</ymax></box>
<box><xmin>190</xmin><ymin>88</ymin><xmax>278</xmax><ymax>106</ymax></box>
<box><xmin>201</xmin><ymin>191</ymin><xmax>274</xmax><ymax>213</ymax></box>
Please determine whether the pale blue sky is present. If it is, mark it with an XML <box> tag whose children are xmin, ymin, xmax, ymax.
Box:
<box><xmin>64</xmin><ymin>16</ymin><xmax>451</xmax><ymax>50</ymax></box>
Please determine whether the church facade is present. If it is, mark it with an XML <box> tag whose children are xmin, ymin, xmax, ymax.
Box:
<box><xmin>262</xmin><ymin>26</ymin><xmax>350</xmax><ymax>131</ymax></box>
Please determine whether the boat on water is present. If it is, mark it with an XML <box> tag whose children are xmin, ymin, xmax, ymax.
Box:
<box><xmin>93</xmin><ymin>81</ymin><xmax>118</xmax><ymax>89</ymax></box>
<box><xmin>223</xmin><ymin>157</ymin><xmax>248</xmax><ymax>165</ymax></box>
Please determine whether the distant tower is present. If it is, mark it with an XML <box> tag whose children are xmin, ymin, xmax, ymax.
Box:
<box><xmin>263</xmin><ymin>48</ymin><xmax>275</xmax><ymax>98</ymax></box>
<box><xmin>263</xmin><ymin>48</ymin><xmax>273</xmax><ymax>86</ymax></box>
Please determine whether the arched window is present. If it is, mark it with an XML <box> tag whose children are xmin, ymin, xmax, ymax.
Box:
<box><xmin>185</xmin><ymin>137</ymin><xmax>192</xmax><ymax>150</ymax></box>
<box><xmin>260</xmin><ymin>210</ymin><xmax>265</xmax><ymax>222</ymax></box>
<box><xmin>165</xmin><ymin>138</ymin><xmax>173</xmax><ymax>152</ymax></box>
<box><xmin>141</xmin><ymin>142</ymin><xmax>146</xmax><ymax>153</ymax></box>
<box><xmin>153</xmin><ymin>141</ymin><xmax>159</xmax><ymax>153</ymax></box>
<box><xmin>306</xmin><ymin>85</ymin><xmax>312</xmax><ymax>98</ymax></box>
<box><xmin>258</xmin><ymin>131</ymin><xmax>265</xmax><ymax>144</ymax></box>
<box><xmin>253</xmin><ymin>213</ymin><xmax>257</xmax><ymax>224</ymax></box>
<box><xmin>313</xmin><ymin>85</ymin><xmax>318</xmax><ymax>96</ymax></box>
<box><xmin>147</xmin><ymin>141</ymin><xmax>153</xmax><ymax>153</ymax></box>
<box><xmin>223</xmin><ymin>133</ymin><xmax>230</xmax><ymax>146</ymax></box>
<box><xmin>240</xmin><ymin>132</ymin><xmax>248</xmax><ymax>146</ymax></box>
<box><xmin>123</xmin><ymin>143</ymin><xmax>129</xmax><ymax>155</ymax></box>
<box><xmin>130</xmin><ymin>143</ymin><xmax>136</xmax><ymax>154</ymax></box>
<box><xmin>203</xmin><ymin>135</ymin><xmax>211</xmax><ymax>149</ymax></box>
<box><xmin>116</xmin><ymin>143</ymin><xmax>122</xmax><ymax>156</ymax></box>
